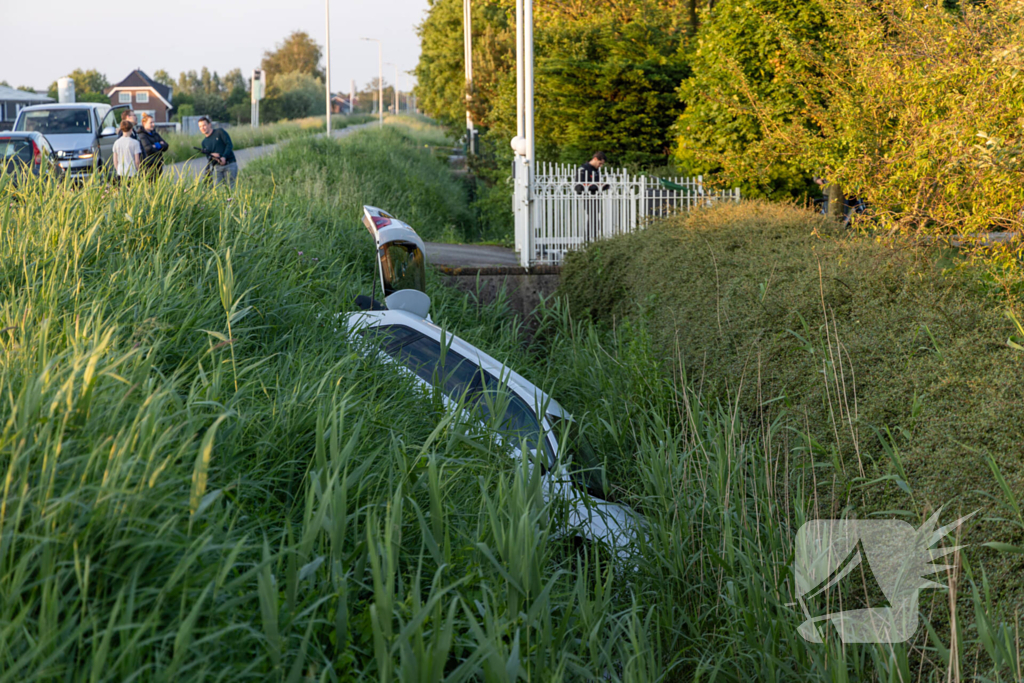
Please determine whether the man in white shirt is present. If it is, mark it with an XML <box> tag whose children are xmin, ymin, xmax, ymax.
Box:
<box><xmin>112</xmin><ymin>119</ymin><xmax>142</xmax><ymax>183</ymax></box>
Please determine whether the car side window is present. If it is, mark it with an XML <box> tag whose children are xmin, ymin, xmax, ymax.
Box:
<box><xmin>99</xmin><ymin>109</ymin><xmax>118</xmax><ymax>133</ymax></box>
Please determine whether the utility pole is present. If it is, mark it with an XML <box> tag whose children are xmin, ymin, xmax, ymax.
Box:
<box><xmin>463</xmin><ymin>0</ymin><xmax>475</xmax><ymax>154</ymax></box>
<box><xmin>386</xmin><ymin>63</ymin><xmax>399</xmax><ymax>114</ymax></box>
<box><xmin>350</xmin><ymin>79</ymin><xmax>355</xmax><ymax>114</ymax></box>
<box><xmin>324</xmin><ymin>0</ymin><xmax>332</xmax><ymax>137</ymax></box>
<box><xmin>361</xmin><ymin>38</ymin><xmax>383</xmax><ymax>128</ymax></box>
<box><xmin>511</xmin><ymin>0</ymin><xmax>534</xmax><ymax>266</ymax></box>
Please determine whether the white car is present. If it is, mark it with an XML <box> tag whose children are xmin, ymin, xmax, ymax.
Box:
<box><xmin>346</xmin><ymin>206</ymin><xmax>640</xmax><ymax>554</ymax></box>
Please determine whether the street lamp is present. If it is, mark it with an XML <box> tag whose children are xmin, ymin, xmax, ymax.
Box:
<box><xmin>385</xmin><ymin>62</ymin><xmax>400</xmax><ymax>114</ymax></box>
<box><xmin>325</xmin><ymin>0</ymin><xmax>332</xmax><ymax>137</ymax></box>
<box><xmin>360</xmin><ymin>37</ymin><xmax>383</xmax><ymax>128</ymax></box>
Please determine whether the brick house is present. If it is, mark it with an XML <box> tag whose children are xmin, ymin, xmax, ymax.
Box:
<box><xmin>105</xmin><ymin>69</ymin><xmax>173</xmax><ymax>122</ymax></box>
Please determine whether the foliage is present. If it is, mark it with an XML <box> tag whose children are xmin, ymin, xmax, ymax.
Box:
<box><xmin>262</xmin><ymin>30</ymin><xmax>324</xmax><ymax>82</ymax></box>
<box><xmin>416</xmin><ymin>0</ymin><xmax>690</xmax><ymax>168</ymax></box>
<box><xmin>152</xmin><ymin>69</ymin><xmax>174</xmax><ymax>87</ymax></box>
<box><xmin>795</xmin><ymin>0</ymin><xmax>1024</xmax><ymax>235</ymax></box>
<box><xmin>673</xmin><ymin>0</ymin><xmax>830</xmax><ymax>199</ymax></box>
<box><xmin>263</xmin><ymin>70</ymin><xmax>325</xmax><ymax>123</ymax></box>
<box><xmin>560</xmin><ymin>201</ymin><xmax>1024</xmax><ymax>625</ymax></box>
<box><xmin>46</xmin><ymin>68</ymin><xmax>110</xmax><ymax>102</ymax></box>
<box><xmin>191</xmin><ymin>91</ymin><xmax>230</xmax><ymax>122</ymax></box>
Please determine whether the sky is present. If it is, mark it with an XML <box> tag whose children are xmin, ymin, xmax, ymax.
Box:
<box><xmin>3</xmin><ymin>0</ymin><xmax>429</xmax><ymax>94</ymax></box>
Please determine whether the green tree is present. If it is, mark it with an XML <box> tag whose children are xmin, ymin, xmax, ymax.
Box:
<box><xmin>153</xmin><ymin>70</ymin><xmax>174</xmax><ymax>87</ymax></box>
<box><xmin>46</xmin><ymin>68</ymin><xmax>110</xmax><ymax>101</ymax></box>
<box><xmin>263</xmin><ymin>71</ymin><xmax>324</xmax><ymax>122</ymax></box>
<box><xmin>262</xmin><ymin>31</ymin><xmax>324</xmax><ymax>81</ymax></box>
<box><xmin>672</xmin><ymin>0</ymin><xmax>830</xmax><ymax>199</ymax></box>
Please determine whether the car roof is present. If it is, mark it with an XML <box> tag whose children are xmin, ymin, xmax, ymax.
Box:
<box><xmin>350</xmin><ymin>308</ymin><xmax>571</xmax><ymax>421</ymax></box>
<box><xmin>19</xmin><ymin>103</ymin><xmax>109</xmax><ymax>111</ymax></box>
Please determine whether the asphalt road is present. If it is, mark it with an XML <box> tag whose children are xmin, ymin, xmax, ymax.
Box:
<box><xmin>163</xmin><ymin>121</ymin><xmax>375</xmax><ymax>180</ymax></box>
<box><xmin>162</xmin><ymin>121</ymin><xmax>519</xmax><ymax>268</ymax></box>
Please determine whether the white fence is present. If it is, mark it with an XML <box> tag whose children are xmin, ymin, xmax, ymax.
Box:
<box><xmin>513</xmin><ymin>159</ymin><xmax>741</xmax><ymax>266</ymax></box>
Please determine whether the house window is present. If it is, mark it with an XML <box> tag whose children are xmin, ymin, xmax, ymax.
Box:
<box><xmin>136</xmin><ymin>92</ymin><xmax>149</xmax><ymax>103</ymax></box>
<box><xmin>119</xmin><ymin>92</ymin><xmax>131</xmax><ymax>103</ymax></box>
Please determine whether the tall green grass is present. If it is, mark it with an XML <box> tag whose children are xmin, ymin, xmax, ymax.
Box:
<box><xmin>0</xmin><ymin>141</ymin><xmax>1020</xmax><ymax>680</ymax></box>
<box><xmin>161</xmin><ymin>114</ymin><xmax>376</xmax><ymax>164</ymax></box>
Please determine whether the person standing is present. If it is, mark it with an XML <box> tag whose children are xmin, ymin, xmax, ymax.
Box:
<box><xmin>198</xmin><ymin>116</ymin><xmax>238</xmax><ymax>189</ymax></box>
<box><xmin>111</xmin><ymin>119</ymin><xmax>142</xmax><ymax>184</ymax></box>
<box><xmin>137</xmin><ymin>114</ymin><xmax>170</xmax><ymax>181</ymax></box>
<box><xmin>574</xmin><ymin>151</ymin><xmax>610</xmax><ymax>242</ymax></box>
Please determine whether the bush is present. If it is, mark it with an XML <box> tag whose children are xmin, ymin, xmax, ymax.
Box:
<box><xmin>560</xmin><ymin>201</ymin><xmax>1024</xmax><ymax>607</ymax></box>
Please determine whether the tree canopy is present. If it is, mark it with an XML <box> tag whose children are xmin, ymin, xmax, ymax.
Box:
<box><xmin>46</xmin><ymin>69</ymin><xmax>110</xmax><ymax>101</ymax></box>
<box><xmin>262</xmin><ymin>31</ymin><xmax>324</xmax><ymax>82</ymax></box>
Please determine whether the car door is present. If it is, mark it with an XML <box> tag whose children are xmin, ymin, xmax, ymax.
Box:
<box><xmin>97</xmin><ymin>105</ymin><xmax>128</xmax><ymax>167</ymax></box>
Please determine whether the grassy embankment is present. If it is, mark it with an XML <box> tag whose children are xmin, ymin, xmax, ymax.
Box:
<box><xmin>161</xmin><ymin>113</ymin><xmax>376</xmax><ymax>164</ymax></box>
<box><xmin>2</xmin><ymin>125</ymin><xmax>1021</xmax><ymax>680</ymax></box>
<box><xmin>561</xmin><ymin>200</ymin><xmax>1024</xmax><ymax>673</ymax></box>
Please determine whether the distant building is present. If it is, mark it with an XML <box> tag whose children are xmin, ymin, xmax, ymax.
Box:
<box><xmin>0</xmin><ymin>85</ymin><xmax>54</xmax><ymax>130</ymax></box>
<box><xmin>330</xmin><ymin>94</ymin><xmax>351</xmax><ymax>114</ymax></box>
<box><xmin>105</xmin><ymin>69</ymin><xmax>173</xmax><ymax>123</ymax></box>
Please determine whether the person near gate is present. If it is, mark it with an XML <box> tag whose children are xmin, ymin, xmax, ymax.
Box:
<box><xmin>198</xmin><ymin>116</ymin><xmax>238</xmax><ymax>189</ymax></box>
<box><xmin>574</xmin><ymin>151</ymin><xmax>610</xmax><ymax>241</ymax></box>
<box><xmin>137</xmin><ymin>114</ymin><xmax>170</xmax><ymax>181</ymax></box>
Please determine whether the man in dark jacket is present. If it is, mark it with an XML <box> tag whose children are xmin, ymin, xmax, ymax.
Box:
<box><xmin>137</xmin><ymin>114</ymin><xmax>170</xmax><ymax>181</ymax></box>
<box><xmin>574</xmin><ymin>151</ymin><xmax>610</xmax><ymax>241</ymax></box>
<box><xmin>198</xmin><ymin>116</ymin><xmax>237</xmax><ymax>189</ymax></box>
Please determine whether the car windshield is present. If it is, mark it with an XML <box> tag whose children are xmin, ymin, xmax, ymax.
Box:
<box><xmin>16</xmin><ymin>109</ymin><xmax>93</xmax><ymax>135</ymax></box>
<box><xmin>547</xmin><ymin>415</ymin><xmax>611</xmax><ymax>501</ymax></box>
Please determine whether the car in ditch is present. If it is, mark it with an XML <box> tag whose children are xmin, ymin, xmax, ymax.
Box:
<box><xmin>345</xmin><ymin>206</ymin><xmax>640</xmax><ymax>555</ymax></box>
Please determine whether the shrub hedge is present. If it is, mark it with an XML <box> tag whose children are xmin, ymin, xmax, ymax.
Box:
<box><xmin>560</xmin><ymin>201</ymin><xmax>1024</xmax><ymax>606</ymax></box>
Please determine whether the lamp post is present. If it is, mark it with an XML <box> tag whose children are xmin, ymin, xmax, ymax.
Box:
<box><xmin>360</xmin><ymin>37</ymin><xmax>383</xmax><ymax>128</ymax></box>
<box><xmin>385</xmin><ymin>62</ymin><xmax>400</xmax><ymax>114</ymax></box>
<box><xmin>325</xmin><ymin>0</ymin><xmax>332</xmax><ymax>137</ymax></box>
<box><xmin>511</xmin><ymin>0</ymin><xmax>534</xmax><ymax>266</ymax></box>
<box><xmin>463</xmin><ymin>0</ymin><xmax>475</xmax><ymax>154</ymax></box>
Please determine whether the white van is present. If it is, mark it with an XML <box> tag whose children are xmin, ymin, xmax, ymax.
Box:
<box><xmin>346</xmin><ymin>206</ymin><xmax>641</xmax><ymax>555</ymax></box>
<box><xmin>13</xmin><ymin>103</ymin><xmax>129</xmax><ymax>180</ymax></box>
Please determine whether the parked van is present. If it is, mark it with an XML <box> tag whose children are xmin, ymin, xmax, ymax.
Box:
<box><xmin>13</xmin><ymin>103</ymin><xmax>129</xmax><ymax>180</ymax></box>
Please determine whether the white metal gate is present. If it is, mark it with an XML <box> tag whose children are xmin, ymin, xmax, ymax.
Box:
<box><xmin>513</xmin><ymin>159</ymin><xmax>741</xmax><ymax>266</ymax></box>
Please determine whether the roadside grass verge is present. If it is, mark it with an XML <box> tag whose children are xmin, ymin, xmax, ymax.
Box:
<box><xmin>161</xmin><ymin>114</ymin><xmax>376</xmax><ymax>164</ymax></box>
<box><xmin>243</xmin><ymin>123</ymin><xmax>475</xmax><ymax>243</ymax></box>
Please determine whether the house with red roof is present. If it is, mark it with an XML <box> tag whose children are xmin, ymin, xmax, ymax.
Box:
<box><xmin>105</xmin><ymin>69</ymin><xmax>173</xmax><ymax>122</ymax></box>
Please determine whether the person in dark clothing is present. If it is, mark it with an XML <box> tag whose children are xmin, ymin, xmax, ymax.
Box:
<box><xmin>137</xmin><ymin>114</ymin><xmax>169</xmax><ymax>181</ymax></box>
<box><xmin>574</xmin><ymin>151</ymin><xmax>610</xmax><ymax>242</ymax></box>
<box><xmin>198</xmin><ymin>116</ymin><xmax>238</xmax><ymax>189</ymax></box>
<box><xmin>574</xmin><ymin>151</ymin><xmax>610</xmax><ymax>195</ymax></box>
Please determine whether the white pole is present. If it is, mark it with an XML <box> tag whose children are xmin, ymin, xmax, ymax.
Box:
<box><xmin>362</xmin><ymin>38</ymin><xmax>383</xmax><ymax>128</ymax></box>
<box><xmin>516</xmin><ymin>0</ymin><xmax>524</xmax><ymax>141</ymax></box>
<box><xmin>464</xmin><ymin>0</ymin><xmax>475</xmax><ymax>153</ymax></box>
<box><xmin>525</xmin><ymin>0</ymin><xmax>534</xmax><ymax>165</ymax></box>
<box><xmin>349</xmin><ymin>79</ymin><xmax>355</xmax><ymax>114</ymax></box>
<box><xmin>325</xmin><ymin>0</ymin><xmax>332</xmax><ymax>137</ymax></box>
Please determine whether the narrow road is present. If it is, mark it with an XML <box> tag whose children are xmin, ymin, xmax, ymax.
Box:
<box><xmin>161</xmin><ymin>121</ymin><xmax>521</xmax><ymax>269</ymax></box>
<box><xmin>163</xmin><ymin>122</ymin><xmax>375</xmax><ymax>180</ymax></box>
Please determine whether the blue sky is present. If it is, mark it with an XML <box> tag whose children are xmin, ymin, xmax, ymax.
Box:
<box><xmin>4</xmin><ymin>0</ymin><xmax>428</xmax><ymax>93</ymax></box>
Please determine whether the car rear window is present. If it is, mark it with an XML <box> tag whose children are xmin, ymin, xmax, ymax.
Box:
<box><xmin>1</xmin><ymin>139</ymin><xmax>33</xmax><ymax>162</ymax></box>
<box><xmin>16</xmin><ymin>108</ymin><xmax>93</xmax><ymax>135</ymax></box>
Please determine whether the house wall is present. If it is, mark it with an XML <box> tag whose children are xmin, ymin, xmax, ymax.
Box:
<box><xmin>107</xmin><ymin>89</ymin><xmax>171</xmax><ymax>122</ymax></box>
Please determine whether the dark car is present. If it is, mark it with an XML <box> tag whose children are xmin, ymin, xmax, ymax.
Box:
<box><xmin>1</xmin><ymin>132</ymin><xmax>62</xmax><ymax>183</ymax></box>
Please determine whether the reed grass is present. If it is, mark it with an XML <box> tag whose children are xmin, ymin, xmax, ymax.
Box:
<box><xmin>0</xmin><ymin>139</ymin><xmax>1020</xmax><ymax>680</ymax></box>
